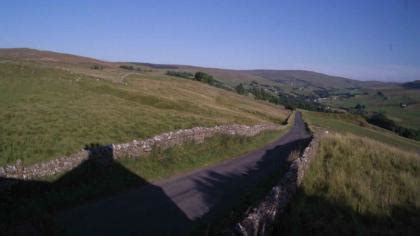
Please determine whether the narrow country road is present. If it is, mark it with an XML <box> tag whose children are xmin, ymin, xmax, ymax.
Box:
<box><xmin>57</xmin><ymin>112</ymin><xmax>311</xmax><ymax>235</ymax></box>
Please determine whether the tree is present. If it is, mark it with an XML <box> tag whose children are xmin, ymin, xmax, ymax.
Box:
<box><xmin>367</xmin><ymin>113</ymin><xmax>395</xmax><ymax>131</ymax></box>
<box><xmin>354</xmin><ymin>103</ymin><xmax>365</xmax><ymax>113</ymax></box>
<box><xmin>194</xmin><ymin>72</ymin><xmax>210</xmax><ymax>81</ymax></box>
<box><xmin>235</xmin><ymin>83</ymin><xmax>246</xmax><ymax>95</ymax></box>
<box><xmin>90</xmin><ymin>64</ymin><xmax>103</xmax><ymax>70</ymax></box>
<box><xmin>120</xmin><ymin>65</ymin><xmax>134</xmax><ymax>70</ymax></box>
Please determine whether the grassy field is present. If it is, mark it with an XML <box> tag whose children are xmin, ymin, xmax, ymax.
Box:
<box><xmin>0</xmin><ymin>61</ymin><xmax>287</xmax><ymax>165</ymax></box>
<box><xmin>302</xmin><ymin>110</ymin><xmax>420</xmax><ymax>152</ymax></box>
<box><xmin>324</xmin><ymin>88</ymin><xmax>420</xmax><ymax>129</ymax></box>
<box><xmin>275</xmin><ymin>133</ymin><xmax>420</xmax><ymax>235</ymax></box>
<box><xmin>1</xmin><ymin>129</ymin><xmax>287</xmax><ymax>234</ymax></box>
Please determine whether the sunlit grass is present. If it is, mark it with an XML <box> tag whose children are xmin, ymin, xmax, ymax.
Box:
<box><xmin>276</xmin><ymin>133</ymin><xmax>420</xmax><ymax>235</ymax></box>
<box><xmin>0</xmin><ymin>62</ymin><xmax>287</xmax><ymax>165</ymax></box>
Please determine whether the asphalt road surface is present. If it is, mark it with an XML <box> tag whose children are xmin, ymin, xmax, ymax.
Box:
<box><xmin>57</xmin><ymin>112</ymin><xmax>311</xmax><ymax>235</ymax></box>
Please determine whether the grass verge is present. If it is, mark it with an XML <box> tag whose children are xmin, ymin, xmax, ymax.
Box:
<box><xmin>275</xmin><ymin>133</ymin><xmax>420</xmax><ymax>235</ymax></box>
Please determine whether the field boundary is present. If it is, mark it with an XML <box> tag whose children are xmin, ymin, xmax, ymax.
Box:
<box><xmin>0</xmin><ymin>123</ymin><xmax>281</xmax><ymax>181</ymax></box>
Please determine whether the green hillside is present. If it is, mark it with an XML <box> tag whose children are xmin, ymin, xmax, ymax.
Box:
<box><xmin>131</xmin><ymin>61</ymin><xmax>418</xmax><ymax>131</ymax></box>
<box><xmin>1</xmin><ymin>48</ymin><xmax>418</xmax><ymax>166</ymax></box>
<box><xmin>0</xmin><ymin>49</ymin><xmax>288</xmax><ymax>166</ymax></box>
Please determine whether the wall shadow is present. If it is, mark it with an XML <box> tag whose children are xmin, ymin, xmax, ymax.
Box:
<box><xmin>189</xmin><ymin>137</ymin><xmax>312</xmax><ymax>234</ymax></box>
<box><xmin>273</xmin><ymin>188</ymin><xmax>420</xmax><ymax>236</ymax></box>
<box><xmin>0</xmin><ymin>144</ymin><xmax>191</xmax><ymax>235</ymax></box>
<box><xmin>0</xmin><ymin>123</ymin><xmax>313</xmax><ymax>235</ymax></box>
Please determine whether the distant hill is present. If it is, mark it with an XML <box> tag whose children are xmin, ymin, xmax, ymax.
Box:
<box><xmin>0</xmin><ymin>48</ymin><xmax>113</xmax><ymax>67</ymax></box>
<box><xmin>132</xmin><ymin>63</ymin><xmax>394</xmax><ymax>91</ymax></box>
<box><xmin>402</xmin><ymin>80</ymin><xmax>420</xmax><ymax>89</ymax></box>
<box><xmin>0</xmin><ymin>47</ymin><xmax>397</xmax><ymax>92</ymax></box>
<box><xmin>245</xmin><ymin>69</ymin><xmax>361</xmax><ymax>89</ymax></box>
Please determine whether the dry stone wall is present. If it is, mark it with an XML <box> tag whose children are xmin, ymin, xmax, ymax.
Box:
<box><xmin>234</xmin><ymin>132</ymin><xmax>322</xmax><ymax>236</ymax></box>
<box><xmin>0</xmin><ymin>124</ymin><xmax>280</xmax><ymax>180</ymax></box>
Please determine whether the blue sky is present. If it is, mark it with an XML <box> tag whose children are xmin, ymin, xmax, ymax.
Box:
<box><xmin>1</xmin><ymin>0</ymin><xmax>419</xmax><ymax>81</ymax></box>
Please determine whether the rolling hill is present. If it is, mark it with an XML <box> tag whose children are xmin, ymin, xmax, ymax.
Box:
<box><xmin>403</xmin><ymin>80</ymin><xmax>420</xmax><ymax>89</ymax></box>
<box><xmin>0</xmin><ymin>48</ymin><xmax>395</xmax><ymax>92</ymax></box>
<box><xmin>0</xmin><ymin>48</ymin><xmax>420</xmax><ymax>158</ymax></box>
<box><xmin>0</xmin><ymin>48</ymin><xmax>290</xmax><ymax>165</ymax></box>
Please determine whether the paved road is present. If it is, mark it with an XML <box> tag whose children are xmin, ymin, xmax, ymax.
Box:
<box><xmin>57</xmin><ymin>112</ymin><xmax>311</xmax><ymax>235</ymax></box>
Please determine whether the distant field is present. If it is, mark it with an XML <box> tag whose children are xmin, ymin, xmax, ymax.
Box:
<box><xmin>0</xmin><ymin>62</ymin><xmax>287</xmax><ymax>165</ymax></box>
<box><xmin>302</xmin><ymin>110</ymin><xmax>420</xmax><ymax>152</ymax></box>
<box><xmin>324</xmin><ymin>88</ymin><xmax>420</xmax><ymax>129</ymax></box>
<box><xmin>276</xmin><ymin>133</ymin><xmax>420</xmax><ymax>235</ymax></box>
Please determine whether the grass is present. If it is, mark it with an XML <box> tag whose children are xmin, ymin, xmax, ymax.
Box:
<box><xmin>0</xmin><ymin>61</ymin><xmax>287</xmax><ymax>165</ymax></box>
<box><xmin>301</xmin><ymin>110</ymin><xmax>420</xmax><ymax>152</ymax></box>
<box><xmin>275</xmin><ymin>133</ymin><xmax>420</xmax><ymax>235</ymax></box>
<box><xmin>0</xmin><ymin>129</ymin><xmax>287</xmax><ymax>234</ymax></box>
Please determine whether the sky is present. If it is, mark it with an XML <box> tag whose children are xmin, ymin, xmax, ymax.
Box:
<box><xmin>1</xmin><ymin>0</ymin><xmax>419</xmax><ymax>82</ymax></box>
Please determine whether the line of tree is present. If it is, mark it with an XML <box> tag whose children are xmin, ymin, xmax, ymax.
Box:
<box><xmin>166</xmin><ymin>70</ymin><xmax>194</xmax><ymax>79</ymax></box>
<box><xmin>120</xmin><ymin>65</ymin><xmax>143</xmax><ymax>71</ymax></box>
<box><xmin>194</xmin><ymin>72</ymin><xmax>232</xmax><ymax>90</ymax></box>
<box><xmin>367</xmin><ymin>113</ymin><xmax>420</xmax><ymax>141</ymax></box>
<box><xmin>90</xmin><ymin>64</ymin><xmax>104</xmax><ymax>70</ymax></box>
<box><xmin>193</xmin><ymin>72</ymin><xmax>218</xmax><ymax>85</ymax></box>
<box><xmin>166</xmin><ymin>71</ymin><xmax>231</xmax><ymax>91</ymax></box>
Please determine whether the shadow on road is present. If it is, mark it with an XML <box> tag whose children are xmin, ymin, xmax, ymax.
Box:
<box><xmin>0</xmin><ymin>131</ymin><xmax>312</xmax><ymax>235</ymax></box>
<box><xmin>0</xmin><ymin>144</ymin><xmax>190</xmax><ymax>235</ymax></box>
<box><xmin>190</xmin><ymin>137</ymin><xmax>312</xmax><ymax>233</ymax></box>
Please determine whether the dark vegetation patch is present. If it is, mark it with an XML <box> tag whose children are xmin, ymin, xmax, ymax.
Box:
<box><xmin>166</xmin><ymin>70</ymin><xmax>232</xmax><ymax>91</ymax></box>
<box><xmin>132</xmin><ymin>62</ymin><xmax>179</xmax><ymax>69</ymax></box>
<box><xmin>90</xmin><ymin>64</ymin><xmax>103</xmax><ymax>70</ymax></box>
<box><xmin>166</xmin><ymin>70</ymin><xmax>194</xmax><ymax>79</ymax></box>
<box><xmin>119</xmin><ymin>64</ymin><xmax>143</xmax><ymax>71</ymax></box>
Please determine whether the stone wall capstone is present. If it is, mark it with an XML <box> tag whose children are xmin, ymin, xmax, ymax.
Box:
<box><xmin>0</xmin><ymin>123</ymin><xmax>280</xmax><ymax>181</ymax></box>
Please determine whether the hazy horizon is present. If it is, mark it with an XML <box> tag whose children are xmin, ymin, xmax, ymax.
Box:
<box><xmin>1</xmin><ymin>0</ymin><xmax>419</xmax><ymax>82</ymax></box>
